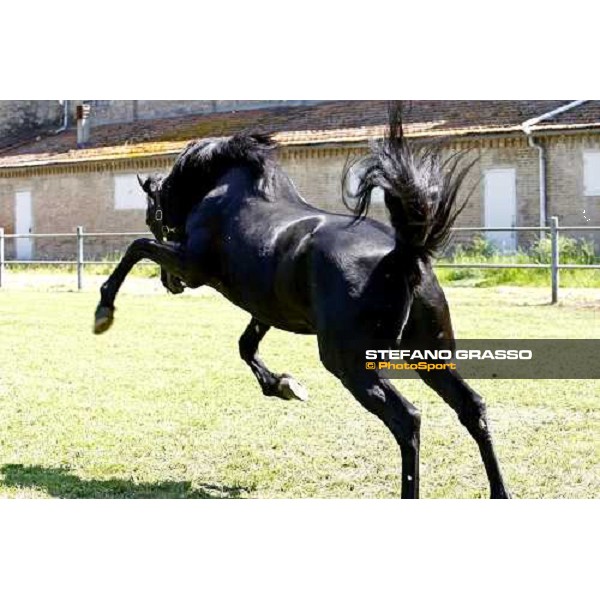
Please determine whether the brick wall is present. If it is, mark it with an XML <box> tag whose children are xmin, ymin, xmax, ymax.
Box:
<box><xmin>453</xmin><ymin>139</ymin><xmax>542</xmax><ymax>250</ymax></box>
<box><xmin>545</xmin><ymin>134</ymin><xmax>600</xmax><ymax>250</ymax></box>
<box><xmin>547</xmin><ymin>135</ymin><xmax>600</xmax><ymax>220</ymax></box>
<box><xmin>1</xmin><ymin>134</ymin><xmax>599</xmax><ymax>260</ymax></box>
<box><xmin>279</xmin><ymin>141</ymin><xmax>543</xmax><ymax>251</ymax></box>
<box><xmin>279</xmin><ymin>146</ymin><xmax>366</xmax><ymax>215</ymax></box>
<box><xmin>0</xmin><ymin>157</ymin><xmax>172</xmax><ymax>260</ymax></box>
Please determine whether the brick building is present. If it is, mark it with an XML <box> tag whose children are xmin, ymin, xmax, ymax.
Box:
<box><xmin>0</xmin><ymin>100</ymin><xmax>599</xmax><ymax>260</ymax></box>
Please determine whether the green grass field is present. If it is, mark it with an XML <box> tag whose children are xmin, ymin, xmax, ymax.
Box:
<box><xmin>0</xmin><ymin>280</ymin><xmax>598</xmax><ymax>498</ymax></box>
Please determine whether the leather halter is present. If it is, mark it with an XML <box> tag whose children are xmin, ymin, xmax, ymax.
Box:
<box><xmin>152</xmin><ymin>204</ymin><xmax>177</xmax><ymax>238</ymax></box>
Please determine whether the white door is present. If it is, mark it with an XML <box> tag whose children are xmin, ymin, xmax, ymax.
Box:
<box><xmin>15</xmin><ymin>190</ymin><xmax>33</xmax><ymax>260</ymax></box>
<box><xmin>484</xmin><ymin>169</ymin><xmax>516</xmax><ymax>253</ymax></box>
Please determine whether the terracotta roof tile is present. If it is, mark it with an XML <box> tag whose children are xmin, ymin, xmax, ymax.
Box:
<box><xmin>1</xmin><ymin>100</ymin><xmax>598</xmax><ymax>169</ymax></box>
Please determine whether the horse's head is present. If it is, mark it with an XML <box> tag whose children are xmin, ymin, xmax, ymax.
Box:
<box><xmin>137</xmin><ymin>173</ymin><xmax>186</xmax><ymax>294</ymax></box>
<box><xmin>137</xmin><ymin>174</ymin><xmax>172</xmax><ymax>242</ymax></box>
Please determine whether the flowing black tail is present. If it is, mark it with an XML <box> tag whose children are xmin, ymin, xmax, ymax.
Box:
<box><xmin>344</xmin><ymin>102</ymin><xmax>476</xmax><ymax>283</ymax></box>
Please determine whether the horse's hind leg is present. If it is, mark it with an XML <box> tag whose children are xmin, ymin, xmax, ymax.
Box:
<box><xmin>344</xmin><ymin>372</ymin><xmax>420</xmax><ymax>498</ymax></box>
<box><xmin>319</xmin><ymin>343</ymin><xmax>420</xmax><ymax>498</ymax></box>
<box><xmin>419</xmin><ymin>368</ymin><xmax>510</xmax><ymax>499</ymax></box>
<box><xmin>239</xmin><ymin>318</ymin><xmax>308</xmax><ymax>402</ymax></box>
<box><xmin>404</xmin><ymin>276</ymin><xmax>510</xmax><ymax>498</ymax></box>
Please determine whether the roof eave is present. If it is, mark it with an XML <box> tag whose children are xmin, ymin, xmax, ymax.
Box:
<box><xmin>2</xmin><ymin>124</ymin><xmax>600</xmax><ymax>172</ymax></box>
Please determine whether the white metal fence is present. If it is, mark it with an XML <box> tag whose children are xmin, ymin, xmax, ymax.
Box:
<box><xmin>0</xmin><ymin>217</ymin><xmax>598</xmax><ymax>303</ymax></box>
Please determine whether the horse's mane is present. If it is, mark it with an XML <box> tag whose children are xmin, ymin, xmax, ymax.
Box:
<box><xmin>160</xmin><ymin>132</ymin><xmax>277</xmax><ymax>228</ymax></box>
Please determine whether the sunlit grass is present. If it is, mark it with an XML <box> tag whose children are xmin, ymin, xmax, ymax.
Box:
<box><xmin>0</xmin><ymin>284</ymin><xmax>598</xmax><ymax>498</ymax></box>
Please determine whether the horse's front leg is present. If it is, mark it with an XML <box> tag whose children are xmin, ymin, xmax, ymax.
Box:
<box><xmin>158</xmin><ymin>240</ymin><xmax>185</xmax><ymax>294</ymax></box>
<box><xmin>239</xmin><ymin>318</ymin><xmax>308</xmax><ymax>401</ymax></box>
<box><xmin>94</xmin><ymin>238</ymin><xmax>200</xmax><ymax>334</ymax></box>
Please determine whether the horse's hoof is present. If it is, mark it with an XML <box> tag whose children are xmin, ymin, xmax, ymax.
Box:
<box><xmin>277</xmin><ymin>375</ymin><xmax>309</xmax><ymax>402</ymax></box>
<box><xmin>491</xmin><ymin>489</ymin><xmax>512</xmax><ymax>499</ymax></box>
<box><xmin>94</xmin><ymin>306</ymin><xmax>114</xmax><ymax>335</ymax></box>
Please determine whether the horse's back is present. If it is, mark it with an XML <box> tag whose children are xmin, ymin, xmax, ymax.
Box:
<box><xmin>188</xmin><ymin>166</ymin><xmax>453</xmax><ymax>345</ymax></box>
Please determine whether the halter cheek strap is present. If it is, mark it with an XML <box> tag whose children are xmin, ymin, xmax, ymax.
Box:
<box><xmin>153</xmin><ymin>201</ymin><xmax>179</xmax><ymax>239</ymax></box>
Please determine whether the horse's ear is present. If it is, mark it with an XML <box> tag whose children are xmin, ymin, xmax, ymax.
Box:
<box><xmin>137</xmin><ymin>174</ymin><xmax>152</xmax><ymax>195</ymax></box>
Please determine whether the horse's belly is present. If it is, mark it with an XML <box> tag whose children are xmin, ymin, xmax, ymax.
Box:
<box><xmin>209</xmin><ymin>281</ymin><xmax>315</xmax><ymax>335</ymax></box>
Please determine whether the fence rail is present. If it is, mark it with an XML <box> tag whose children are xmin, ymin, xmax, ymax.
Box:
<box><xmin>0</xmin><ymin>217</ymin><xmax>598</xmax><ymax>303</ymax></box>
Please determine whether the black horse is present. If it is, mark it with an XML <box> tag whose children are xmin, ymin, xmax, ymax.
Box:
<box><xmin>94</xmin><ymin>106</ymin><xmax>510</xmax><ymax>499</ymax></box>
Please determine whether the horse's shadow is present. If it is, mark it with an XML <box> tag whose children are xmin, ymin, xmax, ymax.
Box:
<box><xmin>1</xmin><ymin>464</ymin><xmax>248</xmax><ymax>499</ymax></box>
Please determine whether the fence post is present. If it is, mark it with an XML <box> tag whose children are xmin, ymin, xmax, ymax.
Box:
<box><xmin>550</xmin><ymin>216</ymin><xmax>559</xmax><ymax>304</ymax></box>
<box><xmin>0</xmin><ymin>227</ymin><xmax>4</xmax><ymax>289</ymax></box>
<box><xmin>77</xmin><ymin>226</ymin><xmax>84</xmax><ymax>291</ymax></box>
